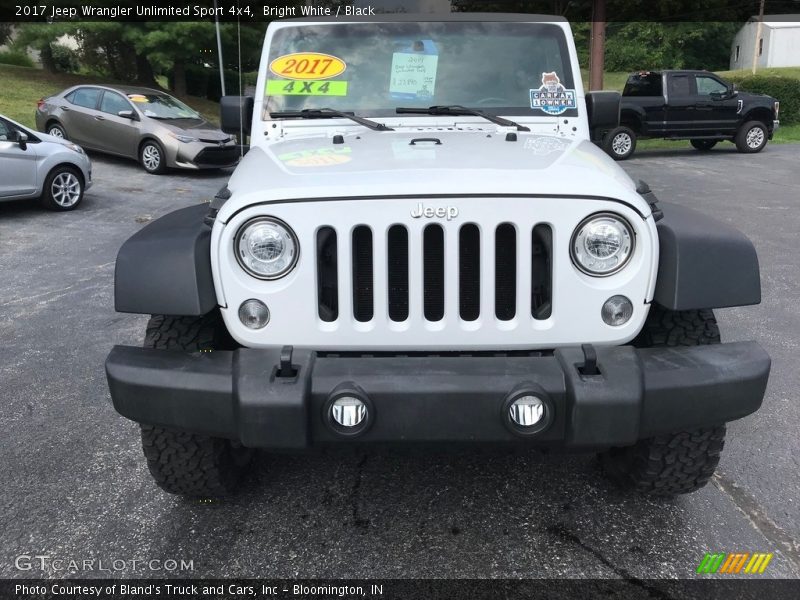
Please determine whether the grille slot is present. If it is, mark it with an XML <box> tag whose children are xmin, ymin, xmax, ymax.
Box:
<box><xmin>532</xmin><ymin>224</ymin><xmax>553</xmax><ymax>320</ymax></box>
<box><xmin>459</xmin><ymin>224</ymin><xmax>480</xmax><ymax>321</ymax></box>
<box><xmin>495</xmin><ymin>223</ymin><xmax>517</xmax><ymax>321</ymax></box>
<box><xmin>316</xmin><ymin>227</ymin><xmax>338</xmax><ymax>322</ymax></box>
<box><xmin>423</xmin><ymin>224</ymin><xmax>445</xmax><ymax>322</ymax></box>
<box><xmin>352</xmin><ymin>226</ymin><xmax>373</xmax><ymax>322</ymax></box>
<box><xmin>387</xmin><ymin>225</ymin><xmax>409</xmax><ymax>321</ymax></box>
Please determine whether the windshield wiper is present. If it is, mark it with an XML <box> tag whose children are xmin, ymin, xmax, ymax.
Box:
<box><xmin>396</xmin><ymin>105</ymin><xmax>530</xmax><ymax>132</ymax></box>
<box><xmin>269</xmin><ymin>108</ymin><xmax>393</xmax><ymax>131</ymax></box>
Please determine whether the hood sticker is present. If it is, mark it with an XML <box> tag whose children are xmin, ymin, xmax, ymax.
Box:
<box><xmin>390</xmin><ymin>40</ymin><xmax>438</xmax><ymax>100</ymax></box>
<box><xmin>529</xmin><ymin>71</ymin><xmax>576</xmax><ymax>115</ymax></box>
<box><xmin>269</xmin><ymin>52</ymin><xmax>347</xmax><ymax>81</ymax></box>
<box><xmin>278</xmin><ymin>146</ymin><xmax>352</xmax><ymax>167</ymax></box>
<box><xmin>267</xmin><ymin>79</ymin><xmax>348</xmax><ymax>96</ymax></box>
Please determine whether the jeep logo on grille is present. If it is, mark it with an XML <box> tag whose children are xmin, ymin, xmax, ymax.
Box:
<box><xmin>410</xmin><ymin>203</ymin><xmax>459</xmax><ymax>220</ymax></box>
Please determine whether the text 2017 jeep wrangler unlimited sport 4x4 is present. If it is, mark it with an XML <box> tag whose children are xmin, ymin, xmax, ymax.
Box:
<box><xmin>106</xmin><ymin>15</ymin><xmax>770</xmax><ymax>498</ymax></box>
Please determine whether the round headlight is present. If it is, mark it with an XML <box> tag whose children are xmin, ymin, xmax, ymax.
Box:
<box><xmin>235</xmin><ymin>217</ymin><xmax>299</xmax><ymax>280</ymax></box>
<box><xmin>570</xmin><ymin>213</ymin><xmax>635</xmax><ymax>276</ymax></box>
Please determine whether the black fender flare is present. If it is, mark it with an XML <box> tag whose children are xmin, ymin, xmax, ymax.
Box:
<box><xmin>653</xmin><ymin>202</ymin><xmax>761</xmax><ymax>310</ymax></box>
<box><xmin>114</xmin><ymin>204</ymin><xmax>217</xmax><ymax>316</ymax></box>
<box><xmin>619</xmin><ymin>104</ymin><xmax>645</xmax><ymax>133</ymax></box>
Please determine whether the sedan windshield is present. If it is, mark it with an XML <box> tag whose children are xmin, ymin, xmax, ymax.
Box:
<box><xmin>263</xmin><ymin>21</ymin><xmax>577</xmax><ymax>119</ymax></box>
<box><xmin>127</xmin><ymin>93</ymin><xmax>201</xmax><ymax>119</ymax></box>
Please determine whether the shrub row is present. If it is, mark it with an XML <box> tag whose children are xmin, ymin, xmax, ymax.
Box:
<box><xmin>725</xmin><ymin>74</ymin><xmax>800</xmax><ymax>125</ymax></box>
<box><xmin>0</xmin><ymin>49</ymin><xmax>34</xmax><ymax>68</ymax></box>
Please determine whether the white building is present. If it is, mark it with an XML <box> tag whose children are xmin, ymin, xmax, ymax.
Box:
<box><xmin>730</xmin><ymin>16</ymin><xmax>800</xmax><ymax>70</ymax></box>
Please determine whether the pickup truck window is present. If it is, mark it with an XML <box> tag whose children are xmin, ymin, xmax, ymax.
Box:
<box><xmin>667</xmin><ymin>75</ymin><xmax>691</xmax><ymax>97</ymax></box>
<box><xmin>622</xmin><ymin>73</ymin><xmax>662</xmax><ymax>97</ymax></box>
<box><xmin>695</xmin><ymin>76</ymin><xmax>727</xmax><ymax>96</ymax></box>
<box><xmin>264</xmin><ymin>22</ymin><xmax>576</xmax><ymax>119</ymax></box>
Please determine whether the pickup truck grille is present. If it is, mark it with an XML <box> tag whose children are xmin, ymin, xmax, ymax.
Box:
<box><xmin>316</xmin><ymin>222</ymin><xmax>553</xmax><ymax>325</ymax></box>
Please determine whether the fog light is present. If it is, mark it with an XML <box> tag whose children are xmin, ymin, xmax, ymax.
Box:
<box><xmin>238</xmin><ymin>299</ymin><xmax>269</xmax><ymax>329</ymax></box>
<box><xmin>331</xmin><ymin>396</ymin><xmax>367</xmax><ymax>428</ymax></box>
<box><xmin>601</xmin><ymin>295</ymin><xmax>633</xmax><ymax>326</ymax></box>
<box><xmin>509</xmin><ymin>396</ymin><xmax>545</xmax><ymax>428</ymax></box>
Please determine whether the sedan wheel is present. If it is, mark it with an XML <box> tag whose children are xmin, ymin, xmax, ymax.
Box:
<box><xmin>41</xmin><ymin>167</ymin><xmax>83</xmax><ymax>211</ymax></box>
<box><xmin>48</xmin><ymin>124</ymin><xmax>67</xmax><ymax>139</ymax></box>
<box><xmin>140</xmin><ymin>141</ymin><xmax>167</xmax><ymax>174</ymax></box>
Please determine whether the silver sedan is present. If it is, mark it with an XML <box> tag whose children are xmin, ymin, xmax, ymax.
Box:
<box><xmin>0</xmin><ymin>114</ymin><xmax>92</xmax><ymax>211</ymax></box>
<box><xmin>35</xmin><ymin>85</ymin><xmax>239</xmax><ymax>174</ymax></box>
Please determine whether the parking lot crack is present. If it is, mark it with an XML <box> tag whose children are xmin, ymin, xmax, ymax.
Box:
<box><xmin>350</xmin><ymin>454</ymin><xmax>369</xmax><ymax>531</ymax></box>
<box><xmin>712</xmin><ymin>472</ymin><xmax>800</xmax><ymax>570</ymax></box>
<box><xmin>546</xmin><ymin>523</ymin><xmax>676</xmax><ymax>599</ymax></box>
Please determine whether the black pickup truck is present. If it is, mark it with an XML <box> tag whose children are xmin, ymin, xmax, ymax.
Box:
<box><xmin>603</xmin><ymin>70</ymin><xmax>780</xmax><ymax>160</ymax></box>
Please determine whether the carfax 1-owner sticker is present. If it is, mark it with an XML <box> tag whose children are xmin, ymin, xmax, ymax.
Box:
<box><xmin>529</xmin><ymin>71</ymin><xmax>576</xmax><ymax>115</ymax></box>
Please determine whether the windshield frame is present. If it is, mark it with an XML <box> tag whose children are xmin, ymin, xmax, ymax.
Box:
<box><xmin>261</xmin><ymin>20</ymin><xmax>579</xmax><ymax>121</ymax></box>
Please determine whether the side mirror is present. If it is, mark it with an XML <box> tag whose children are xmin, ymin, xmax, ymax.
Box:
<box><xmin>17</xmin><ymin>131</ymin><xmax>28</xmax><ymax>150</ymax></box>
<box><xmin>118</xmin><ymin>110</ymin><xmax>137</xmax><ymax>120</ymax></box>
<box><xmin>220</xmin><ymin>96</ymin><xmax>253</xmax><ymax>135</ymax></box>
<box><xmin>585</xmin><ymin>91</ymin><xmax>621</xmax><ymax>142</ymax></box>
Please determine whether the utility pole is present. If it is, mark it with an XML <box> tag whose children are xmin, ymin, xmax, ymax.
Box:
<box><xmin>589</xmin><ymin>0</ymin><xmax>606</xmax><ymax>91</ymax></box>
<box><xmin>214</xmin><ymin>0</ymin><xmax>226</xmax><ymax>96</ymax></box>
<box><xmin>751</xmin><ymin>0</ymin><xmax>765</xmax><ymax>74</ymax></box>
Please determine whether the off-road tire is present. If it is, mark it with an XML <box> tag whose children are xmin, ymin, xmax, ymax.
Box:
<box><xmin>690</xmin><ymin>139</ymin><xmax>717</xmax><ymax>151</ymax></box>
<box><xmin>139</xmin><ymin>312</ymin><xmax>251</xmax><ymax>497</ymax></box>
<box><xmin>735</xmin><ymin>120</ymin><xmax>768</xmax><ymax>153</ymax></box>
<box><xmin>600</xmin><ymin>426</ymin><xmax>726</xmax><ymax>497</ymax></box>
<box><xmin>602</xmin><ymin>125</ymin><xmax>637</xmax><ymax>160</ymax></box>
<box><xmin>601</xmin><ymin>305</ymin><xmax>725</xmax><ymax>496</ymax></box>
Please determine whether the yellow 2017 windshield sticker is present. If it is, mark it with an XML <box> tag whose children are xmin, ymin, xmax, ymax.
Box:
<box><xmin>269</xmin><ymin>52</ymin><xmax>346</xmax><ymax>80</ymax></box>
<box><xmin>267</xmin><ymin>79</ymin><xmax>348</xmax><ymax>96</ymax></box>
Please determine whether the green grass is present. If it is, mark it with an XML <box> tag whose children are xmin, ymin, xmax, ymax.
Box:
<box><xmin>0</xmin><ymin>64</ymin><xmax>221</xmax><ymax>129</ymax></box>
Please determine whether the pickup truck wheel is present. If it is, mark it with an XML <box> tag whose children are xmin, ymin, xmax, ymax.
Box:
<box><xmin>603</xmin><ymin>126</ymin><xmax>636</xmax><ymax>160</ymax></box>
<box><xmin>139</xmin><ymin>313</ymin><xmax>252</xmax><ymax>497</ymax></box>
<box><xmin>735</xmin><ymin>121</ymin><xmax>768</xmax><ymax>153</ymax></box>
<box><xmin>600</xmin><ymin>305</ymin><xmax>725</xmax><ymax>496</ymax></box>
<box><xmin>690</xmin><ymin>139</ymin><xmax>717</xmax><ymax>151</ymax></box>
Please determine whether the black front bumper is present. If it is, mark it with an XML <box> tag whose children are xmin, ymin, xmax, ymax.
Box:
<box><xmin>105</xmin><ymin>342</ymin><xmax>770</xmax><ymax>449</ymax></box>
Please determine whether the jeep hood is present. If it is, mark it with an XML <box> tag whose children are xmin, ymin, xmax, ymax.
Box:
<box><xmin>219</xmin><ymin>130</ymin><xmax>644</xmax><ymax>222</ymax></box>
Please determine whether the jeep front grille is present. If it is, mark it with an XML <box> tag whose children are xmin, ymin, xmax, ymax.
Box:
<box><xmin>315</xmin><ymin>222</ymin><xmax>552</xmax><ymax>325</ymax></box>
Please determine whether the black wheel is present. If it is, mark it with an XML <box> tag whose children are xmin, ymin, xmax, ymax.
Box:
<box><xmin>139</xmin><ymin>313</ymin><xmax>252</xmax><ymax>497</ymax></box>
<box><xmin>690</xmin><ymin>139</ymin><xmax>717</xmax><ymax>151</ymax></box>
<box><xmin>602</xmin><ymin>126</ymin><xmax>636</xmax><ymax>160</ymax></box>
<box><xmin>40</xmin><ymin>165</ymin><xmax>84</xmax><ymax>211</ymax></box>
<box><xmin>139</xmin><ymin>139</ymin><xmax>167</xmax><ymax>174</ymax></box>
<box><xmin>600</xmin><ymin>305</ymin><xmax>725</xmax><ymax>497</ymax></box>
<box><xmin>735</xmin><ymin>120</ymin><xmax>768</xmax><ymax>153</ymax></box>
<box><xmin>46</xmin><ymin>122</ymin><xmax>68</xmax><ymax>139</ymax></box>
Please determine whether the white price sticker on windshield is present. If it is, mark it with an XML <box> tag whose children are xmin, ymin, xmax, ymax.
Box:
<box><xmin>390</xmin><ymin>52</ymin><xmax>438</xmax><ymax>99</ymax></box>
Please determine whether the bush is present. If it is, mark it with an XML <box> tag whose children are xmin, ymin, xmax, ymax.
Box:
<box><xmin>0</xmin><ymin>50</ymin><xmax>34</xmax><ymax>68</ymax></box>
<box><xmin>181</xmin><ymin>65</ymin><xmax>258</xmax><ymax>101</ymax></box>
<box><xmin>725</xmin><ymin>74</ymin><xmax>800</xmax><ymax>125</ymax></box>
<box><xmin>50</xmin><ymin>43</ymin><xmax>80</xmax><ymax>73</ymax></box>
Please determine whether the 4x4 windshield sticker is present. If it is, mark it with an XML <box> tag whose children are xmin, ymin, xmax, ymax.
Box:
<box><xmin>266</xmin><ymin>79</ymin><xmax>348</xmax><ymax>96</ymax></box>
<box><xmin>269</xmin><ymin>52</ymin><xmax>347</xmax><ymax>80</ymax></box>
<box><xmin>529</xmin><ymin>71</ymin><xmax>577</xmax><ymax>115</ymax></box>
<box><xmin>390</xmin><ymin>40</ymin><xmax>438</xmax><ymax>100</ymax></box>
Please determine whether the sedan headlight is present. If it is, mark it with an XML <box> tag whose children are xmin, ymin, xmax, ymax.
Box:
<box><xmin>570</xmin><ymin>213</ymin><xmax>634</xmax><ymax>276</ymax></box>
<box><xmin>168</xmin><ymin>132</ymin><xmax>196</xmax><ymax>143</ymax></box>
<box><xmin>66</xmin><ymin>143</ymin><xmax>84</xmax><ymax>155</ymax></box>
<box><xmin>235</xmin><ymin>217</ymin><xmax>299</xmax><ymax>280</ymax></box>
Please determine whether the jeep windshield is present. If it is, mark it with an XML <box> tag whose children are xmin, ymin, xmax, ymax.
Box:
<box><xmin>263</xmin><ymin>21</ymin><xmax>578</xmax><ymax>120</ymax></box>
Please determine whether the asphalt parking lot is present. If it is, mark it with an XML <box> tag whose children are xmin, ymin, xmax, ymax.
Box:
<box><xmin>1</xmin><ymin>142</ymin><xmax>799</xmax><ymax>582</ymax></box>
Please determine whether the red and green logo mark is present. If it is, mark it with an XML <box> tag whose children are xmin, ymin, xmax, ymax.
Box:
<box><xmin>697</xmin><ymin>552</ymin><xmax>773</xmax><ymax>574</ymax></box>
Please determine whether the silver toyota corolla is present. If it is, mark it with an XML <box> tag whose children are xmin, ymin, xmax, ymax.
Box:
<box><xmin>35</xmin><ymin>85</ymin><xmax>239</xmax><ymax>174</ymax></box>
<box><xmin>0</xmin><ymin>113</ymin><xmax>92</xmax><ymax>211</ymax></box>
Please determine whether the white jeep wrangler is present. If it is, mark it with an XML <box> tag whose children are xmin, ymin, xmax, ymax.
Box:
<box><xmin>106</xmin><ymin>14</ymin><xmax>770</xmax><ymax>498</ymax></box>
